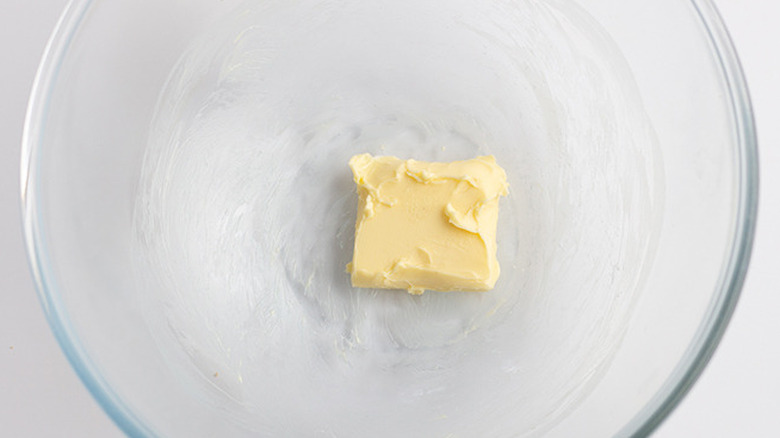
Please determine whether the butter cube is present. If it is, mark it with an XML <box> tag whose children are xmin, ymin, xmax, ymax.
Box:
<box><xmin>347</xmin><ymin>153</ymin><xmax>508</xmax><ymax>294</ymax></box>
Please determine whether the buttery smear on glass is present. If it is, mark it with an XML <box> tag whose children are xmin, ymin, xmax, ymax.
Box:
<box><xmin>133</xmin><ymin>0</ymin><xmax>663</xmax><ymax>436</ymax></box>
<box><xmin>347</xmin><ymin>154</ymin><xmax>508</xmax><ymax>294</ymax></box>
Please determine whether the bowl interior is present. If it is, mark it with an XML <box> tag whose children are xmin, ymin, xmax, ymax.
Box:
<box><xmin>24</xmin><ymin>0</ymin><xmax>755</xmax><ymax>436</ymax></box>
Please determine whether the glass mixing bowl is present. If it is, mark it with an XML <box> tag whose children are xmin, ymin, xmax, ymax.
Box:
<box><xmin>22</xmin><ymin>0</ymin><xmax>757</xmax><ymax>436</ymax></box>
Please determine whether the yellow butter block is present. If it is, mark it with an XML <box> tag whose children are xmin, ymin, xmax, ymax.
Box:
<box><xmin>346</xmin><ymin>153</ymin><xmax>508</xmax><ymax>294</ymax></box>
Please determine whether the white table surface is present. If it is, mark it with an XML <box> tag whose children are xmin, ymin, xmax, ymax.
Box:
<box><xmin>1</xmin><ymin>1</ymin><xmax>777</xmax><ymax>436</ymax></box>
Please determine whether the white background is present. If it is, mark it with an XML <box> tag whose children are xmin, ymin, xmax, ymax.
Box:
<box><xmin>0</xmin><ymin>1</ymin><xmax>777</xmax><ymax>436</ymax></box>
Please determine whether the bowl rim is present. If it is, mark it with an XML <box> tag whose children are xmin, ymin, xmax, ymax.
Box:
<box><xmin>20</xmin><ymin>0</ymin><xmax>758</xmax><ymax>437</ymax></box>
<box><xmin>618</xmin><ymin>0</ymin><xmax>759</xmax><ymax>435</ymax></box>
<box><xmin>20</xmin><ymin>0</ymin><xmax>155</xmax><ymax>436</ymax></box>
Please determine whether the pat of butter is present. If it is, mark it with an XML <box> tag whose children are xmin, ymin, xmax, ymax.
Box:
<box><xmin>346</xmin><ymin>153</ymin><xmax>508</xmax><ymax>294</ymax></box>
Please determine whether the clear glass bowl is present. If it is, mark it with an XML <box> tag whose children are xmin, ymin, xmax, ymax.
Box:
<box><xmin>22</xmin><ymin>0</ymin><xmax>757</xmax><ymax>436</ymax></box>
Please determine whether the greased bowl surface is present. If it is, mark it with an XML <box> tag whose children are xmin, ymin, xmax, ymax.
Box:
<box><xmin>22</xmin><ymin>1</ymin><xmax>756</xmax><ymax>436</ymax></box>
